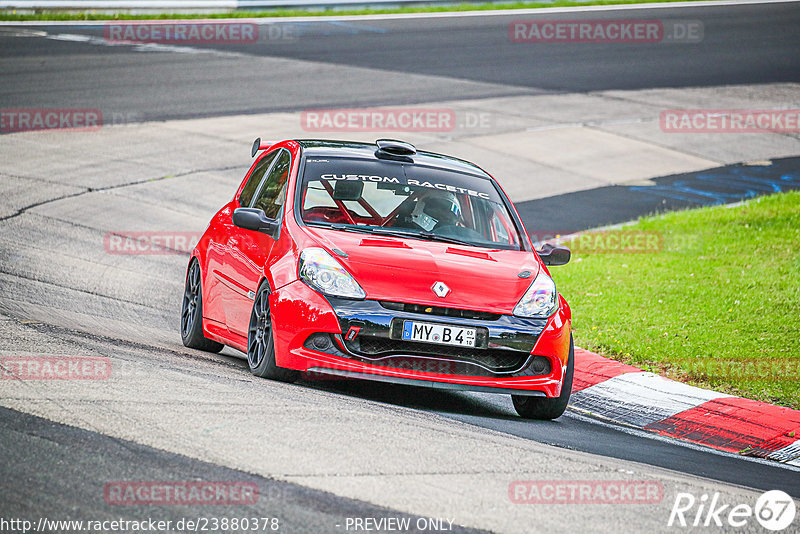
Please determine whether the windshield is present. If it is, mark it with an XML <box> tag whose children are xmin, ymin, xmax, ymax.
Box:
<box><xmin>298</xmin><ymin>156</ymin><xmax>523</xmax><ymax>251</ymax></box>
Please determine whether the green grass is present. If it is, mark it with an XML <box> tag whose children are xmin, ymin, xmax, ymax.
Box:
<box><xmin>556</xmin><ymin>191</ymin><xmax>800</xmax><ymax>409</ymax></box>
<box><xmin>0</xmin><ymin>0</ymin><xmax>715</xmax><ymax>21</ymax></box>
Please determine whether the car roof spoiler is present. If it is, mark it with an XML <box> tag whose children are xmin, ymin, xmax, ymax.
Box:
<box><xmin>251</xmin><ymin>138</ymin><xmax>274</xmax><ymax>158</ymax></box>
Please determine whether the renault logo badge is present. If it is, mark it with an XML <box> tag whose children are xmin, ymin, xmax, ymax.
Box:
<box><xmin>432</xmin><ymin>281</ymin><xmax>450</xmax><ymax>298</ymax></box>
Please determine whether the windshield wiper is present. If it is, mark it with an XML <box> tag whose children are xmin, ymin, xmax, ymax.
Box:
<box><xmin>368</xmin><ymin>228</ymin><xmax>475</xmax><ymax>247</ymax></box>
<box><xmin>306</xmin><ymin>222</ymin><xmax>476</xmax><ymax>247</ymax></box>
<box><xmin>305</xmin><ymin>222</ymin><xmax>376</xmax><ymax>235</ymax></box>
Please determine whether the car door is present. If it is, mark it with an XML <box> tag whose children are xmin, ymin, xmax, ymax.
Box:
<box><xmin>223</xmin><ymin>148</ymin><xmax>292</xmax><ymax>337</ymax></box>
<box><xmin>211</xmin><ymin>150</ymin><xmax>279</xmax><ymax>337</ymax></box>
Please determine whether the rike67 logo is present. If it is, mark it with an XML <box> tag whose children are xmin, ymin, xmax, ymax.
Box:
<box><xmin>668</xmin><ymin>490</ymin><xmax>796</xmax><ymax>531</ymax></box>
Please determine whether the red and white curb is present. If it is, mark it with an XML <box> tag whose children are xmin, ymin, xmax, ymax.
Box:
<box><xmin>571</xmin><ymin>348</ymin><xmax>800</xmax><ymax>466</ymax></box>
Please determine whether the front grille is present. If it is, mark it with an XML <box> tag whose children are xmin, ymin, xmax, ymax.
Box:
<box><xmin>344</xmin><ymin>336</ymin><xmax>534</xmax><ymax>376</ymax></box>
<box><xmin>379</xmin><ymin>301</ymin><xmax>501</xmax><ymax>321</ymax></box>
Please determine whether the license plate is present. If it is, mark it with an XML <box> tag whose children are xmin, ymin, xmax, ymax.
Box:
<box><xmin>401</xmin><ymin>320</ymin><xmax>476</xmax><ymax>348</ymax></box>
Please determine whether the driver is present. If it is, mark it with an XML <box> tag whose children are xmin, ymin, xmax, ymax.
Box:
<box><xmin>409</xmin><ymin>192</ymin><xmax>462</xmax><ymax>232</ymax></box>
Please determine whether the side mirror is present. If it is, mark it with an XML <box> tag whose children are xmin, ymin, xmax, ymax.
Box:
<box><xmin>536</xmin><ymin>243</ymin><xmax>571</xmax><ymax>266</ymax></box>
<box><xmin>233</xmin><ymin>208</ymin><xmax>279</xmax><ymax>235</ymax></box>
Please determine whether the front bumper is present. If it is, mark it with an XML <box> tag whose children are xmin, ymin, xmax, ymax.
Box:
<box><xmin>270</xmin><ymin>280</ymin><xmax>571</xmax><ymax>397</ymax></box>
<box><xmin>325</xmin><ymin>298</ymin><xmax>550</xmax><ymax>378</ymax></box>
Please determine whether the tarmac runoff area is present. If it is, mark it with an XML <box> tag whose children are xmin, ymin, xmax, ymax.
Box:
<box><xmin>1</xmin><ymin>82</ymin><xmax>800</xmax><ymax>533</ymax></box>
<box><xmin>3</xmin><ymin>82</ymin><xmax>799</xmax><ymax>220</ymax></box>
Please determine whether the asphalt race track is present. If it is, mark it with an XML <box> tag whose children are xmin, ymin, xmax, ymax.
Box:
<box><xmin>1</xmin><ymin>1</ymin><xmax>799</xmax><ymax>120</ymax></box>
<box><xmin>1</xmin><ymin>1</ymin><xmax>800</xmax><ymax>533</ymax></box>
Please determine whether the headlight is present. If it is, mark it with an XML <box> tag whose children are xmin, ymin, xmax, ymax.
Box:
<box><xmin>513</xmin><ymin>273</ymin><xmax>558</xmax><ymax>318</ymax></box>
<box><xmin>299</xmin><ymin>248</ymin><xmax>366</xmax><ymax>299</ymax></box>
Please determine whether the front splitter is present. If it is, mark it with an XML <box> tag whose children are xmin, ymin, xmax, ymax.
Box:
<box><xmin>306</xmin><ymin>367</ymin><xmax>547</xmax><ymax>396</ymax></box>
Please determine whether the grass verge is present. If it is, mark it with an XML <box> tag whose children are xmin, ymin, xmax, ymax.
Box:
<box><xmin>557</xmin><ymin>191</ymin><xmax>800</xmax><ymax>409</ymax></box>
<box><xmin>1</xmin><ymin>0</ymin><xmax>713</xmax><ymax>21</ymax></box>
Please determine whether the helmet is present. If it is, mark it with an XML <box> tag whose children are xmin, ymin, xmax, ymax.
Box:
<box><xmin>410</xmin><ymin>192</ymin><xmax>461</xmax><ymax>232</ymax></box>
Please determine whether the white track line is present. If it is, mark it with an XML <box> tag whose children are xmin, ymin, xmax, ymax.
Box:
<box><xmin>571</xmin><ymin>371</ymin><xmax>733</xmax><ymax>427</ymax></box>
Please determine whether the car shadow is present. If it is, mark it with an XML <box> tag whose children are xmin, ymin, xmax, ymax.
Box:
<box><xmin>295</xmin><ymin>373</ymin><xmax>526</xmax><ymax>421</ymax></box>
<box><xmin>216</xmin><ymin>350</ymin><xmax>560</xmax><ymax>425</ymax></box>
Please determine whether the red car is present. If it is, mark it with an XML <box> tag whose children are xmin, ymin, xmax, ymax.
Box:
<box><xmin>181</xmin><ymin>139</ymin><xmax>573</xmax><ymax>419</ymax></box>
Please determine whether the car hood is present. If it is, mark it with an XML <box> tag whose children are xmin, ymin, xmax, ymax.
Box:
<box><xmin>303</xmin><ymin>227</ymin><xmax>540</xmax><ymax>314</ymax></box>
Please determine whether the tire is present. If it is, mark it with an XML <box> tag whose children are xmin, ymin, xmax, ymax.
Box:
<box><xmin>181</xmin><ymin>259</ymin><xmax>224</xmax><ymax>353</ymax></box>
<box><xmin>247</xmin><ymin>283</ymin><xmax>299</xmax><ymax>383</ymax></box>
<box><xmin>512</xmin><ymin>336</ymin><xmax>574</xmax><ymax>420</ymax></box>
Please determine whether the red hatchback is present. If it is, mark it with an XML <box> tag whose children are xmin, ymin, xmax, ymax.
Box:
<box><xmin>181</xmin><ymin>139</ymin><xmax>573</xmax><ymax>419</ymax></box>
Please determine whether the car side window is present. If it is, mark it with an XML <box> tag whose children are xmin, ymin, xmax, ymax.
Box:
<box><xmin>251</xmin><ymin>150</ymin><xmax>291</xmax><ymax>219</ymax></box>
<box><xmin>239</xmin><ymin>151</ymin><xmax>278</xmax><ymax>207</ymax></box>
